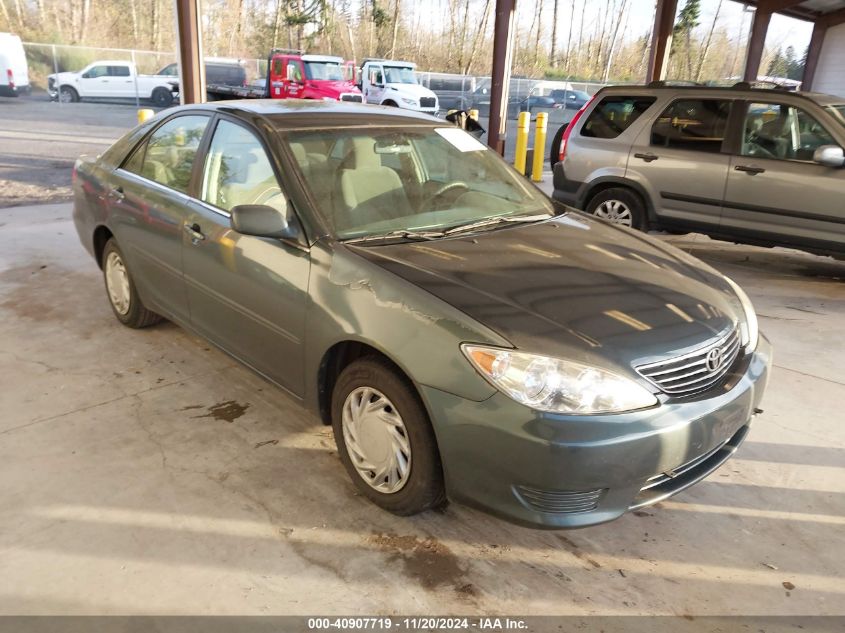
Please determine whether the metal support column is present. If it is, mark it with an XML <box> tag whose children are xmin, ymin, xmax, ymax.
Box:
<box><xmin>646</xmin><ymin>0</ymin><xmax>678</xmax><ymax>84</ymax></box>
<box><xmin>487</xmin><ymin>0</ymin><xmax>517</xmax><ymax>155</ymax></box>
<box><xmin>743</xmin><ymin>8</ymin><xmax>772</xmax><ymax>82</ymax></box>
<box><xmin>174</xmin><ymin>0</ymin><xmax>206</xmax><ymax>105</ymax></box>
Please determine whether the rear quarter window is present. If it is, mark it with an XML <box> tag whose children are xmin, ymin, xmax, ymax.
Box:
<box><xmin>580</xmin><ymin>96</ymin><xmax>656</xmax><ymax>139</ymax></box>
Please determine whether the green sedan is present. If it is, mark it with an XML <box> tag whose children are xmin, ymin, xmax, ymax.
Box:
<box><xmin>72</xmin><ymin>100</ymin><xmax>771</xmax><ymax>528</ymax></box>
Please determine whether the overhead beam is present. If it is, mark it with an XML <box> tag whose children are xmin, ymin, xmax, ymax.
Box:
<box><xmin>646</xmin><ymin>0</ymin><xmax>678</xmax><ymax>83</ymax></box>
<box><xmin>174</xmin><ymin>0</ymin><xmax>206</xmax><ymax>104</ymax></box>
<box><xmin>754</xmin><ymin>0</ymin><xmax>805</xmax><ymax>13</ymax></box>
<box><xmin>819</xmin><ymin>7</ymin><xmax>845</xmax><ymax>27</ymax></box>
<box><xmin>487</xmin><ymin>0</ymin><xmax>517</xmax><ymax>155</ymax></box>
<box><xmin>743</xmin><ymin>8</ymin><xmax>772</xmax><ymax>82</ymax></box>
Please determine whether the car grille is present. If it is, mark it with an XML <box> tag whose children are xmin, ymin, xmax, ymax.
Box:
<box><xmin>514</xmin><ymin>485</ymin><xmax>607</xmax><ymax>514</ymax></box>
<box><xmin>636</xmin><ymin>327</ymin><xmax>741</xmax><ymax>395</ymax></box>
<box><xmin>640</xmin><ymin>441</ymin><xmax>727</xmax><ymax>492</ymax></box>
<box><xmin>340</xmin><ymin>93</ymin><xmax>363</xmax><ymax>102</ymax></box>
<box><xmin>420</xmin><ymin>97</ymin><xmax>436</xmax><ymax>108</ymax></box>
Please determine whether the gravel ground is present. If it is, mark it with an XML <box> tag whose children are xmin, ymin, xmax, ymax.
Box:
<box><xmin>0</xmin><ymin>93</ymin><xmax>161</xmax><ymax>208</ymax></box>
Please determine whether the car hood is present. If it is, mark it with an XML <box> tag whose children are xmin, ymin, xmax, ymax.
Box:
<box><xmin>348</xmin><ymin>213</ymin><xmax>742</xmax><ymax>371</ymax></box>
<box><xmin>385</xmin><ymin>83</ymin><xmax>436</xmax><ymax>99</ymax></box>
<box><xmin>309</xmin><ymin>80</ymin><xmax>360</xmax><ymax>96</ymax></box>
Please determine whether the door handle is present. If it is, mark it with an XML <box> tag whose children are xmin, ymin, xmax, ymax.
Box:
<box><xmin>735</xmin><ymin>165</ymin><xmax>765</xmax><ymax>175</ymax></box>
<box><xmin>107</xmin><ymin>186</ymin><xmax>124</xmax><ymax>201</ymax></box>
<box><xmin>184</xmin><ymin>223</ymin><xmax>206</xmax><ymax>242</ymax></box>
<box><xmin>634</xmin><ymin>152</ymin><xmax>659</xmax><ymax>162</ymax></box>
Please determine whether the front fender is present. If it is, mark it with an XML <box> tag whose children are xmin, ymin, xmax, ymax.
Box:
<box><xmin>302</xmin><ymin>241</ymin><xmax>505</xmax><ymax>413</ymax></box>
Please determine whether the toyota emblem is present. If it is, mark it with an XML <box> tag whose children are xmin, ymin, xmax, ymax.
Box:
<box><xmin>705</xmin><ymin>347</ymin><xmax>724</xmax><ymax>372</ymax></box>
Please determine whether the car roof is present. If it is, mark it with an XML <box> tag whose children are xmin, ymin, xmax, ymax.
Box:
<box><xmin>598</xmin><ymin>83</ymin><xmax>844</xmax><ymax>105</ymax></box>
<box><xmin>173</xmin><ymin>99</ymin><xmax>441</xmax><ymax>128</ymax></box>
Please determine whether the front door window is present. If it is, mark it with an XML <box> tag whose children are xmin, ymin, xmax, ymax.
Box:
<box><xmin>741</xmin><ymin>102</ymin><xmax>837</xmax><ymax>162</ymax></box>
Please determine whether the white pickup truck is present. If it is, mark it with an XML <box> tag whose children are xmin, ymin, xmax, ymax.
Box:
<box><xmin>358</xmin><ymin>59</ymin><xmax>439</xmax><ymax>116</ymax></box>
<box><xmin>48</xmin><ymin>60</ymin><xmax>178</xmax><ymax>106</ymax></box>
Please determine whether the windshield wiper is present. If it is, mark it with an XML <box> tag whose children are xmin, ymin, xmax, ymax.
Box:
<box><xmin>341</xmin><ymin>229</ymin><xmax>446</xmax><ymax>245</ymax></box>
<box><xmin>444</xmin><ymin>213</ymin><xmax>551</xmax><ymax>236</ymax></box>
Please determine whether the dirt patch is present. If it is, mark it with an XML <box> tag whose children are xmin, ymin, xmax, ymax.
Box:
<box><xmin>556</xmin><ymin>535</ymin><xmax>602</xmax><ymax>569</ymax></box>
<box><xmin>368</xmin><ymin>532</ymin><xmax>478</xmax><ymax>600</ymax></box>
<box><xmin>0</xmin><ymin>177</ymin><xmax>72</xmax><ymax>208</ymax></box>
<box><xmin>193</xmin><ymin>400</ymin><xmax>250</xmax><ymax>423</ymax></box>
<box><xmin>0</xmin><ymin>263</ymin><xmax>101</xmax><ymax>337</ymax></box>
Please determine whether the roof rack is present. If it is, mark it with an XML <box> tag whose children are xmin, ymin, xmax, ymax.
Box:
<box><xmin>269</xmin><ymin>48</ymin><xmax>304</xmax><ymax>56</ymax></box>
<box><xmin>647</xmin><ymin>80</ymin><xmax>704</xmax><ymax>87</ymax></box>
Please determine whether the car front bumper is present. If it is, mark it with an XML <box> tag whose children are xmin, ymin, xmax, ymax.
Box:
<box><xmin>420</xmin><ymin>335</ymin><xmax>772</xmax><ymax>528</ymax></box>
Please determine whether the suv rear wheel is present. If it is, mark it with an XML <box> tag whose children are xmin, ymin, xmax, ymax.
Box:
<box><xmin>586</xmin><ymin>187</ymin><xmax>647</xmax><ymax>231</ymax></box>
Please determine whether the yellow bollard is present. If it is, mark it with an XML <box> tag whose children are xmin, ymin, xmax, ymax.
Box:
<box><xmin>513</xmin><ymin>111</ymin><xmax>531</xmax><ymax>175</ymax></box>
<box><xmin>137</xmin><ymin>108</ymin><xmax>155</xmax><ymax>124</ymax></box>
<box><xmin>469</xmin><ymin>108</ymin><xmax>479</xmax><ymax>120</ymax></box>
<box><xmin>531</xmin><ymin>112</ymin><xmax>548</xmax><ymax>182</ymax></box>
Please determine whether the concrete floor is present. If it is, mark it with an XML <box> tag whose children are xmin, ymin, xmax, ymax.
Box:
<box><xmin>0</xmin><ymin>202</ymin><xmax>843</xmax><ymax>617</ymax></box>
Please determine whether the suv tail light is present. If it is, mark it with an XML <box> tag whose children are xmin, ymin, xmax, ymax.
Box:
<box><xmin>558</xmin><ymin>96</ymin><xmax>595</xmax><ymax>163</ymax></box>
<box><xmin>7</xmin><ymin>69</ymin><xmax>14</xmax><ymax>89</ymax></box>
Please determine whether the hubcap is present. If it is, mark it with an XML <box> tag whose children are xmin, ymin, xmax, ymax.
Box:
<box><xmin>341</xmin><ymin>387</ymin><xmax>411</xmax><ymax>494</ymax></box>
<box><xmin>594</xmin><ymin>199</ymin><xmax>633</xmax><ymax>227</ymax></box>
<box><xmin>104</xmin><ymin>251</ymin><xmax>131</xmax><ymax>315</ymax></box>
<box><xmin>60</xmin><ymin>89</ymin><xmax>72</xmax><ymax>103</ymax></box>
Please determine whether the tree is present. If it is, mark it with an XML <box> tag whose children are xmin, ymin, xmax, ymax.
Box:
<box><xmin>672</xmin><ymin>0</ymin><xmax>701</xmax><ymax>80</ymax></box>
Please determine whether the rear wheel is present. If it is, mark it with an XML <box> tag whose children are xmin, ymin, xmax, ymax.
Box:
<box><xmin>382</xmin><ymin>100</ymin><xmax>398</xmax><ymax>107</ymax></box>
<box><xmin>101</xmin><ymin>239</ymin><xmax>162</xmax><ymax>328</ymax></box>
<box><xmin>586</xmin><ymin>187</ymin><xmax>647</xmax><ymax>231</ymax></box>
<box><xmin>331</xmin><ymin>357</ymin><xmax>446</xmax><ymax>516</ymax></box>
<box><xmin>151</xmin><ymin>87</ymin><xmax>173</xmax><ymax>107</ymax></box>
<box><xmin>59</xmin><ymin>86</ymin><xmax>79</xmax><ymax>103</ymax></box>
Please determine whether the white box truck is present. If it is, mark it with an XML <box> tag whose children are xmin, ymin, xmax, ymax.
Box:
<box><xmin>0</xmin><ymin>33</ymin><xmax>31</xmax><ymax>97</ymax></box>
<box><xmin>358</xmin><ymin>59</ymin><xmax>439</xmax><ymax>116</ymax></box>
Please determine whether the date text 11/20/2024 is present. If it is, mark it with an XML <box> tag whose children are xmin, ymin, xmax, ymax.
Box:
<box><xmin>307</xmin><ymin>618</ymin><xmax>529</xmax><ymax>630</ymax></box>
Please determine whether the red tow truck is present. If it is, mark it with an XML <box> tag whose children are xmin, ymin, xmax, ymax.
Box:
<box><xmin>207</xmin><ymin>49</ymin><xmax>363</xmax><ymax>103</ymax></box>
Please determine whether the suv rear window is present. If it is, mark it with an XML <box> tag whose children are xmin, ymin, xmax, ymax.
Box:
<box><xmin>651</xmin><ymin>99</ymin><xmax>731</xmax><ymax>153</ymax></box>
<box><xmin>580</xmin><ymin>96</ymin><xmax>656</xmax><ymax>139</ymax></box>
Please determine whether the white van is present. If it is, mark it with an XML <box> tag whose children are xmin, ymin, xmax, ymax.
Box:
<box><xmin>0</xmin><ymin>33</ymin><xmax>30</xmax><ymax>96</ymax></box>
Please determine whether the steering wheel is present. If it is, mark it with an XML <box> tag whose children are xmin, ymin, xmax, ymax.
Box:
<box><xmin>422</xmin><ymin>181</ymin><xmax>469</xmax><ymax>211</ymax></box>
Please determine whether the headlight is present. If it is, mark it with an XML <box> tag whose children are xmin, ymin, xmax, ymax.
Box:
<box><xmin>462</xmin><ymin>345</ymin><xmax>658</xmax><ymax>414</ymax></box>
<box><xmin>723</xmin><ymin>276</ymin><xmax>758</xmax><ymax>352</ymax></box>
<box><xmin>400</xmin><ymin>97</ymin><xmax>417</xmax><ymax>106</ymax></box>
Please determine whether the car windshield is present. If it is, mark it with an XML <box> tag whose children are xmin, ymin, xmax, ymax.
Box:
<box><xmin>827</xmin><ymin>105</ymin><xmax>845</xmax><ymax>130</ymax></box>
<box><xmin>384</xmin><ymin>66</ymin><xmax>417</xmax><ymax>84</ymax></box>
<box><xmin>305</xmin><ymin>61</ymin><xmax>344</xmax><ymax>81</ymax></box>
<box><xmin>283</xmin><ymin>126</ymin><xmax>554</xmax><ymax>241</ymax></box>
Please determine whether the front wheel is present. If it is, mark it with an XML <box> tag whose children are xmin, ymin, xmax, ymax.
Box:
<box><xmin>331</xmin><ymin>358</ymin><xmax>446</xmax><ymax>516</ymax></box>
<box><xmin>59</xmin><ymin>86</ymin><xmax>79</xmax><ymax>103</ymax></box>
<box><xmin>101</xmin><ymin>238</ymin><xmax>162</xmax><ymax>328</ymax></box>
<box><xmin>585</xmin><ymin>187</ymin><xmax>647</xmax><ymax>231</ymax></box>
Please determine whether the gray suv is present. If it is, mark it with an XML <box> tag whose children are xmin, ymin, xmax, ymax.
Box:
<box><xmin>551</xmin><ymin>84</ymin><xmax>845</xmax><ymax>257</ymax></box>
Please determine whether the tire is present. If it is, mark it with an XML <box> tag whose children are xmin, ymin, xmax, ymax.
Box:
<box><xmin>151</xmin><ymin>87</ymin><xmax>173</xmax><ymax>107</ymax></box>
<box><xmin>101</xmin><ymin>238</ymin><xmax>162</xmax><ymax>328</ymax></box>
<box><xmin>382</xmin><ymin>100</ymin><xmax>398</xmax><ymax>107</ymax></box>
<box><xmin>59</xmin><ymin>86</ymin><xmax>79</xmax><ymax>103</ymax></box>
<box><xmin>549</xmin><ymin>122</ymin><xmax>568</xmax><ymax>169</ymax></box>
<box><xmin>585</xmin><ymin>187</ymin><xmax>648</xmax><ymax>231</ymax></box>
<box><xmin>331</xmin><ymin>357</ymin><xmax>446</xmax><ymax>516</ymax></box>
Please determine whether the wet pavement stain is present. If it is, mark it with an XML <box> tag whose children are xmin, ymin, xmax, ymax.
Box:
<box><xmin>193</xmin><ymin>400</ymin><xmax>250</xmax><ymax>423</ymax></box>
<box><xmin>368</xmin><ymin>532</ymin><xmax>478</xmax><ymax>600</ymax></box>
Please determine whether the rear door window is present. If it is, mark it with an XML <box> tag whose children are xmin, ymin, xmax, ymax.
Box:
<box><xmin>580</xmin><ymin>96</ymin><xmax>656</xmax><ymax>139</ymax></box>
<box><xmin>109</xmin><ymin>65</ymin><xmax>130</xmax><ymax>77</ymax></box>
<box><xmin>651</xmin><ymin>99</ymin><xmax>731</xmax><ymax>153</ymax></box>
<box><xmin>123</xmin><ymin>115</ymin><xmax>210</xmax><ymax>193</ymax></box>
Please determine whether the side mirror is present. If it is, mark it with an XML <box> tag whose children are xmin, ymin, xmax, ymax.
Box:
<box><xmin>813</xmin><ymin>145</ymin><xmax>845</xmax><ymax>168</ymax></box>
<box><xmin>81</xmin><ymin>72</ymin><xmax>90</xmax><ymax>79</ymax></box>
<box><xmin>230</xmin><ymin>203</ymin><xmax>301</xmax><ymax>240</ymax></box>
